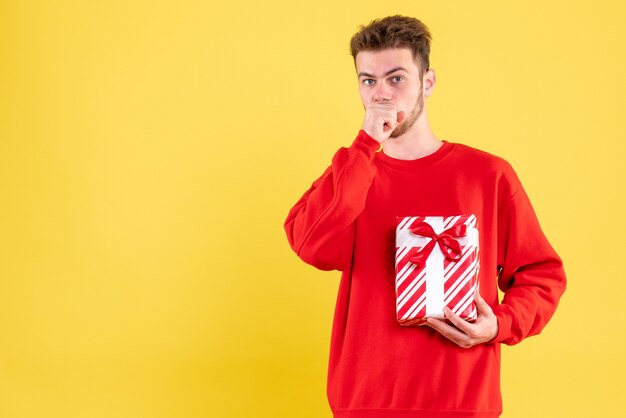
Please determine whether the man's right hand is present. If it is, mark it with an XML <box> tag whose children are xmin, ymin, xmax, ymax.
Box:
<box><xmin>362</xmin><ymin>103</ymin><xmax>406</xmax><ymax>143</ymax></box>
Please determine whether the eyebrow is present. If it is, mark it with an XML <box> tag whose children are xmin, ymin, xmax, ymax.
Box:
<box><xmin>357</xmin><ymin>66</ymin><xmax>408</xmax><ymax>78</ymax></box>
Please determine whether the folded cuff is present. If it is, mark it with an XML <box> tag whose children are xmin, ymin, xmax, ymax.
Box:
<box><xmin>492</xmin><ymin>304</ymin><xmax>514</xmax><ymax>344</ymax></box>
<box><xmin>351</xmin><ymin>130</ymin><xmax>382</xmax><ymax>160</ymax></box>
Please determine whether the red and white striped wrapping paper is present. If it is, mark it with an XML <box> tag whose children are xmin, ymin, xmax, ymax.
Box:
<box><xmin>395</xmin><ymin>215</ymin><xmax>480</xmax><ymax>326</ymax></box>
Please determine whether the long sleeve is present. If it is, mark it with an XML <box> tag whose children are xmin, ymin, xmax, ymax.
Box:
<box><xmin>284</xmin><ymin>130</ymin><xmax>381</xmax><ymax>271</ymax></box>
<box><xmin>492</xmin><ymin>167</ymin><xmax>567</xmax><ymax>345</ymax></box>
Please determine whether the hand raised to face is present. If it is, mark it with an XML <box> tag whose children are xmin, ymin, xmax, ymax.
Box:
<box><xmin>362</xmin><ymin>102</ymin><xmax>406</xmax><ymax>143</ymax></box>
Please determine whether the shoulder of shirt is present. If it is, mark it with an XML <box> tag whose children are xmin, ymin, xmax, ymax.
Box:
<box><xmin>449</xmin><ymin>142</ymin><xmax>516</xmax><ymax>174</ymax></box>
<box><xmin>449</xmin><ymin>142</ymin><xmax>523</xmax><ymax>198</ymax></box>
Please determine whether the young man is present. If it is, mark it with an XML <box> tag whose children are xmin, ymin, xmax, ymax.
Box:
<box><xmin>284</xmin><ymin>15</ymin><xmax>566</xmax><ymax>418</ymax></box>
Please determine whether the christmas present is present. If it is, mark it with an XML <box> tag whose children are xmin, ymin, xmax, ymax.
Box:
<box><xmin>395</xmin><ymin>215</ymin><xmax>480</xmax><ymax>326</ymax></box>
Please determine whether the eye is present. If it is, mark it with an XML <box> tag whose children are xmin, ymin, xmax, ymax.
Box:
<box><xmin>362</xmin><ymin>79</ymin><xmax>376</xmax><ymax>86</ymax></box>
<box><xmin>391</xmin><ymin>76</ymin><xmax>404</xmax><ymax>83</ymax></box>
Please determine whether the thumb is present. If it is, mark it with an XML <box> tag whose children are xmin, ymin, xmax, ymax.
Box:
<box><xmin>475</xmin><ymin>292</ymin><xmax>493</xmax><ymax>315</ymax></box>
<box><xmin>396</xmin><ymin>111</ymin><xmax>406</xmax><ymax>124</ymax></box>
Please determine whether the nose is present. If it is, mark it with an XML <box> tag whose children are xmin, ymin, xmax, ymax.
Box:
<box><xmin>372</xmin><ymin>84</ymin><xmax>392</xmax><ymax>103</ymax></box>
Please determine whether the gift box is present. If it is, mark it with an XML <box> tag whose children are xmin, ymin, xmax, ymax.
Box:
<box><xmin>395</xmin><ymin>215</ymin><xmax>480</xmax><ymax>326</ymax></box>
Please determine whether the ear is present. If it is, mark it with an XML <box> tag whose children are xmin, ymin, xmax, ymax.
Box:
<box><xmin>423</xmin><ymin>68</ymin><xmax>436</xmax><ymax>97</ymax></box>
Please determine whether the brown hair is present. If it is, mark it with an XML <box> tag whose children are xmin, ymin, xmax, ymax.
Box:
<box><xmin>350</xmin><ymin>15</ymin><xmax>432</xmax><ymax>77</ymax></box>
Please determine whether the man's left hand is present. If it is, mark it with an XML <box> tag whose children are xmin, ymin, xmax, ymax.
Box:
<box><xmin>424</xmin><ymin>293</ymin><xmax>498</xmax><ymax>348</ymax></box>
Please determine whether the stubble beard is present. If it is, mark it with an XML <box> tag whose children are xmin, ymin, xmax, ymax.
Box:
<box><xmin>390</xmin><ymin>87</ymin><xmax>424</xmax><ymax>139</ymax></box>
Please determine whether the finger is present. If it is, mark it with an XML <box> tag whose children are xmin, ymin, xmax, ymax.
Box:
<box><xmin>382</xmin><ymin>117</ymin><xmax>398</xmax><ymax>131</ymax></box>
<box><xmin>382</xmin><ymin>121</ymin><xmax>394</xmax><ymax>132</ymax></box>
<box><xmin>474</xmin><ymin>292</ymin><xmax>493</xmax><ymax>316</ymax></box>
<box><xmin>396</xmin><ymin>111</ymin><xmax>406</xmax><ymax>124</ymax></box>
<box><xmin>425</xmin><ymin>318</ymin><xmax>470</xmax><ymax>347</ymax></box>
<box><xmin>443</xmin><ymin>307</ymin><xmax>474</xmax><ymax>334</ymax></box>
<box><xmin>367</xmin><ymin>103</ymin><xmax>397</xmax><ymax>112</ymax></box>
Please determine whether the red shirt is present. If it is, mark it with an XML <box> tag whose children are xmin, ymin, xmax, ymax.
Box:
<box><xmin>284</xmin><ymin>130</ymin><xmax>566</xmax><ymax>418</ymax></box>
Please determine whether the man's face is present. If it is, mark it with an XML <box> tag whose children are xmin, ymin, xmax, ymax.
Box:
<box><xmin>355</xmin><ymin>48</ymin><xmax>425</xmax><ymax>138</ymax></box>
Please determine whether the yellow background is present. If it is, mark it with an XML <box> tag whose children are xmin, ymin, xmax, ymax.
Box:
<box><xmin>1</xmin><ymin>1</ymin><xmax>624</xmax><ymax>417</ymax></box>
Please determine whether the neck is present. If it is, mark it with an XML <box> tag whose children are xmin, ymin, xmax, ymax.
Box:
<box><xmin>382</xmin><ymin>112</ymin><xmax>442</xmax><ymax>160</ymax></box>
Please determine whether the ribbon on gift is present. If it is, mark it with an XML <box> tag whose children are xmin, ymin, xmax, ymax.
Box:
<box><xmin>408</xmin><ymin>222</ymin><xmax>467</xmax><ymax>267</ymax></box>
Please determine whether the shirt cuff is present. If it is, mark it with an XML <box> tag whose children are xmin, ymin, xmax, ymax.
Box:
<box><xmin>492</xmin><ymin>304</ymin><xmax>514</xmax><ymax>344</ymax></box>
<box><xmin>351</xmin><ymin>130</ymin><xmax>383</xmax><ymax>160</ymax></box>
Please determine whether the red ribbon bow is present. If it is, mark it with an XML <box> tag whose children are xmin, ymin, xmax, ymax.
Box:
<box><xmin>408</xmin><ymin>222</ymin><xmax>467</xmax><ymax>267</ymax></box>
